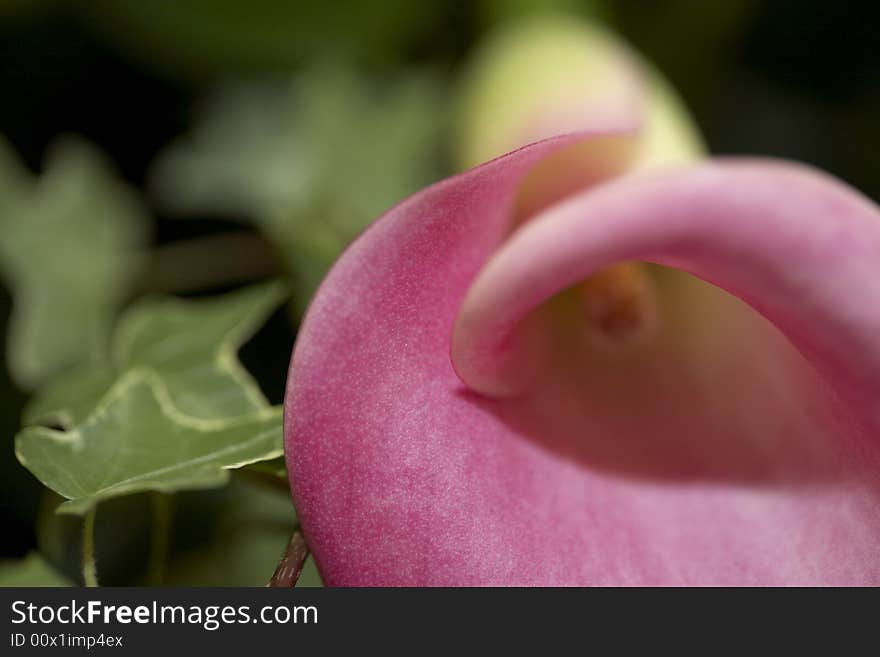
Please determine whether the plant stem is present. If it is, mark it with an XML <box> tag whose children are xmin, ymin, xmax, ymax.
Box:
<box><xmin>81</xmin><ymin>507</ymin><xmax>99</xmax><ymax>587</ymax></box>
<box><xmin>150</xmin><ymin>492</ymin><xmax>172</xmax><ymax>586</ymax></box>
<box><xmin>268</xmin><ymin>527</ymin><xmax>309</xmax><ymax>587</ymax></box>
<box><xmin>139</xmin><ymin>231</ymin><xmax>282</xmax><ymax>295</ymax></box>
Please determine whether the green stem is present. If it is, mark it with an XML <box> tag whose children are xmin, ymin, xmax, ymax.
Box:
<box><xmin>149</xmin><ymin>492</ymin><xmax>172</xmax><ymax>586</ymax></box>
<box><xmin>81</xmin><ymin>507</ymin><xmax>99</xmax><ymax>587</ymax></box>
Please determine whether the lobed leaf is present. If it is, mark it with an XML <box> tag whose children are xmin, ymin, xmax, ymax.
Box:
<box><xmin>17</xmin><ymin>370</ymin><xmax>283</xmax><ymax>515</ymax></box>
<box><xmin>110</xmin><ymin>280</ymin><xmax>285</xmax><ymax>419</ymax></box>
<box><xmin>24</xmin><ymin>280</ymin><xmax>286</xmax><ymax>428</ymax></box>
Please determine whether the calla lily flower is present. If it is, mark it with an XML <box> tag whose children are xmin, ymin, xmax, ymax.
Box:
<box><xmin>284</xmin><ymin>19</ymin><xmax>880</xmax><ymax>585</ymax></box>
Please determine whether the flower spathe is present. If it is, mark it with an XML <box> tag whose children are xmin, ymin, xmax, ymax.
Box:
<box><xmin>284</xmin><ymin>19</ymin><xmax>880</xmax><ymax>585</ymax></box>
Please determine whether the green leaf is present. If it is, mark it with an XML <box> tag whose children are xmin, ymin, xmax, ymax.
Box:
<box><xmin>16</xmin><ymin>370</ymin><xmax>283</xmax><ymax>515</ymax></box>
<box><xmin>0</xmin><ymin>135</ymin><xmax>147</xmax><ymax>389</ymax></box>
<box><xmin>111</xmin><ymin>280</ymin><xmax>285</xmax><ymax>419</ymax></box>
<box><xmin>24</xmin><ymin>280</ymin><xmax>286</xmax><ymax>428</ymax></box>
<box><xmin>151</xmin><ymin>66</ymin><xmax>447</xmax><ymax>309</ymax></box>
<box><xmin>23</xmin><ymin>365</ymin><xmax>116</xmax><ymax>429</ymax></box>
<box><xmin>0</xmin><ymin>552</ymin><xmax>71</xmax><ymax>586</ymax></box>
<box><xmin>18</xmin><ymin>282</ymin><xmax>287</xmax><ymax>513</ymax></box>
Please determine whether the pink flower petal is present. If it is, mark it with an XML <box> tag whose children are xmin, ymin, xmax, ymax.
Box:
<box><xmin>453</xmin><ymin>160</ymin><xmax>880</xmax><ymax>422</ymax></box>
<box><xmin>285</xmin><ymin>146</ymin><xmax>880</xmax><ymax>585</ymax></box>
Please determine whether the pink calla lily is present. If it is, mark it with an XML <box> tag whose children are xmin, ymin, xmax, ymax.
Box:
<box><xmin>284</xmin><ymin>21</ymin><xmax>880</xmax><ymax>585</ymax></box>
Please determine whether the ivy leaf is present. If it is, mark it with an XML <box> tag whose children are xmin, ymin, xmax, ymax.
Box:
<box><xmin>24</xmin><ymin>280</ymin><xmax>286</xmax><ymax>428</ymax></box>
<box><xmin>17</xmin><ymin>283</ymin><xmax>288</xmax><ymax>513</ymax></box>
<box><xmin>0</xmin><ymin>135</ymin><xmax>147</xmax><ymax>389</ymax></box>
<box><xmin>150</xmin><ymin>66</ymin><xmax>446</xmax><ymax>309</ymax></box>
<box><xmin>0</xmin><ymin>552</ymin><xmax>71</xmax><ymax>586</ymax></box>
<box><xmin>110</xmin><ymin>279</ymin><xmax>284</xmax><ymax>419</ymax></box>
<box><xmin>16</xmin><ymin>370</ymin><xmax>283</xmax><ymax>515</ymax></box>
<box><xmin>23</xmin><ymin>365</ymin><xmax>116</xmax><ymax>430</ymax></box>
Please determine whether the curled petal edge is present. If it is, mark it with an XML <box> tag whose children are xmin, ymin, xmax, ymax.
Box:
<box><xmin>286</xmin><ymin>140</ymin><xmax>880</xmax><ymax>585</ymax></box>
<box><xmin>452</xmin><ymin>159</ymin><xmax>880</xmax><ymax>437</ymax></box>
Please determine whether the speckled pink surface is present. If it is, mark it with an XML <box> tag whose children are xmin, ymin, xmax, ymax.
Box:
<box><xmin>284</xmin><ymin>134</ymin><xmax>880</xmax><ymax>586</ymax></box>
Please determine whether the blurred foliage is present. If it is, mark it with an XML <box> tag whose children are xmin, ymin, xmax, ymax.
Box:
<box><xmin>77</xmin><ymin>0</ymin><xmax>450</xmax><ymax>78</ymax></box>
<box><xmin>0</xmin><ymin>136</ymin><xmax>146</xmax><ymax>390</ymax></box>
<box><xmin>151</xmin><ymin>65</ymin><xmax>447</xmax><ymax>310</ymax></box>
<box><xmin>0</xmin><ymin>0</ymin><xmax>53</xmax><ymax>25</ymax></box>
<box><xmin>17</xmin><ymin>284</ymin><xmax>288</xmax><ymax>514</ymax></box>
<box><xmin>0</xmin><ymin>552</ymin><xmax>70</xmax><ymax>586</ymax></box>
<box><xmin>36</xmin><ymin>491</ymin><xmax>153</xmax><ymax>586</ymax></box>
<box><xmin>162</xmin><ymin>479</ymin><xmax>321</xmax><ymax>587</ymax></box>
<box><xmin>33</xmin><ymin>481</ymin><xmax>319</xmax><ymax>587</ymax></box>
<box><xmin>478</xmin><ymin>0</ymin><xmax>608</xmax><ymax>27</ymax></box>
